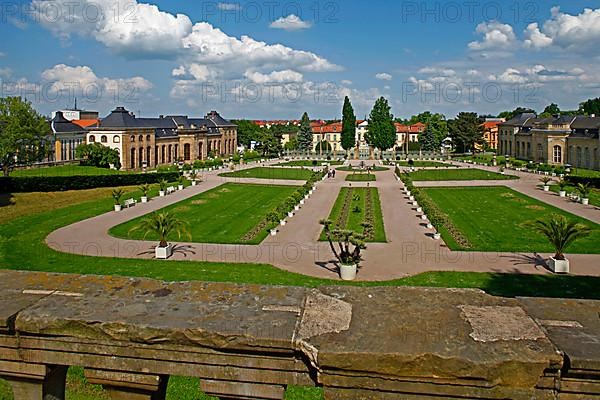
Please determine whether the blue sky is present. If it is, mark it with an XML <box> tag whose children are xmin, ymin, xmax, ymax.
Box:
<box><xmin>1</xmin><ymin>0</ymin><xmax>599</xmax><ymax>120</ymax></box>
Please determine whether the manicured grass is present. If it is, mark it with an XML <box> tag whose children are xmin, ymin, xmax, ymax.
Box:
<box><xmin>410</xmin><ymin>168</ymin><xmax>517</xmax><ymax>181</ymax></box>
<box><xmin>11</xmin><ymin>165</ymin><xmax>126</xmax><ymax>177</ymax></box>
<box><xmin>276</xmin><ymin>160</ymin><xmax>343</xmax><ymax>167</ymax></box>
<box><xmin>422</xmin><ymin>186</ymin><xmax>600</xmax><ymax>253</ymax></box>
<box><xmin>397</xmin><ymin>161</ymin><xmax>454</xmax><ymax>167</ymax></box>
<box><xmin>570</xmin><ymin>168</ymin><xmax>600</xmax><ymax>178</ymax></box>
<box><xmin>219</xmin><ymin>167</ymin><xmax>314</xmax><ymax>180</ymax></box>
<box><xmin>345</xmin><ymin>173</ymin><xmax>376</xmax><ymax>182</ymax></box>
<box><xmin>337</xmin><ymin>166</ymin><xmax>388</xmax><ymax>172</ymax></box>
<box><xmin>320</xmin><ymin>187</ymin><xmax>386</xmax><ymax>242</ymax></box>
<box><xmin>111</xmin><ymin>183</ymin><xmax>299</xmax><ymax>245</ymax></box>
<box><xmin>548</xmin><ymin>184</ymin><xmax>600</xmax><ymax>207</ymax></box>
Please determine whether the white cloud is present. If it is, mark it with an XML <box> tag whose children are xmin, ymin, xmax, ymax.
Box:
<box><xmin>468</xmin><ymin>21</ymin><xmax>516</xmax><ymax>51</ymax></box>
<box><xmin>245</xmin><ymin>70</ymin><xmax>304</xmax><ymax>83</ymax></box>
<box><xmin>418</xmin><ymin>67</ymin><xmax>456</xmax><ymax>77</ymax></box>
<box><xmin>0</xmin><ymin>67</ymin><xmax>12</xmax><ymax>80</ymax></box>
<box><xmin>0</xmin><ymin>52</ymin><xmax>6</xmax><ymax>57</ymax></box>
<box><xmin>375</xmin><ymin>73</ymin><xmax>392</xmax><ymax>81</ymax></box>
<box><xmin>217</xmin><ymin>3</ymin><xmax>240</xmax><ymax>11</ymax></box>
<box><xmin>270</xmin><ymin>14</ymin><xmax>312</xmax><ymax>31</ymax></box>
<box><xmin>341</xmin><ymin>80</ymin><xmax>353</xmax><ymax>86</ymax></box>
<box><xmin>523</xmin><ymin>7</ymin><xmax>600</xmax><ymax>52</ymax></box>
<box><xmin>32</xmin><ymin>0</ymin><xmax>338</xmax><ymax>83</ymax></box>
<box><xmin>41</xmin><ymin>64</ymin><xmax>154</xmax><ymax>92</ymax></box>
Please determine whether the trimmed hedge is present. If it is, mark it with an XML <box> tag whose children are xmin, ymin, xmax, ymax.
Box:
<box><xmin>0</xmin><ymin>172</ymin><xmax>181</xmax><ymax>193</ymax></box>
<box><xmin>565</xmin><ymin>175</ymin><xmax>600</xmax><ymax>188</ymax></box>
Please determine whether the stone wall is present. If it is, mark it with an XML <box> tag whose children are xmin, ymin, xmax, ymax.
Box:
<box><xmin>0</xmin><ymin>270</ymin><xmax>599</xmax><ymax>399</ymax></box>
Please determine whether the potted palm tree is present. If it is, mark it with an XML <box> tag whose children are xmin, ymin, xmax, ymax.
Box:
<box><xmin>177</xmin><ymin>175</ymin><xmax>186</xmax><ymax>191</ymax></box>
<box><xmin>320</xmin><ymin>219</ymin><xmax>368</xmax><ymax>281</ymax></box>
<box><xmin>112</xmin><ymin>188</ymin><xmax>125</xmax><ymax>211</ymax></box>
<box><xmin>158</xmin><ymin>179</ymin><xmax>168</xmax><ymax>197</ymax></box>
<box><xmin>129</xmin><ymin>211</ymin><xmax>191</xmax><ymax>259</ymax></box>
<box><xmin>532</xmin><ymin>214</ymin><xmax>592</xmax><ymax>273</ymax></box>
<box><xmin>190</xmin><ymin>172</ymin><xmax>199</xmax><ymax>186</ymax></box>
<box><xmin>577</xmin><ymin>183</ymin><xmax>591</xmax><ymax>205</ymax></box>
<box><xmin>540</xmin><ymin>176</ymin><xmax>552</xmax><ymax>192</ymax></box>
<box><xmin>267</xmin><ymin>211</ymin><xmax>279</xmax><ymax>236</ymax></box>
<box><xmin>139</xmin><ymin>184</ymin><xmax>150</xmax><ymax>203</ymax></box>
<box><xmin>557</xmin><ymin>179</ymin><xmax>568</xmax><ymax>198</ymax></box>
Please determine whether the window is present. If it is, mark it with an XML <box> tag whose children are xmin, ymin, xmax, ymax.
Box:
<box><xmin>88</xmin><ymin>135</ymin><xmax>95</xmax><ymax>143</ymax></box>
<box><xmin>146</xmin><ymin>135</ymin><xmax>151</xmax><ymax>142</ymax></box>
<box><xmin>184</xmin><ymin>143</ymin><xmax>191</xmax><ymax>161</ymax></box>
<box><xmin>100</xmin><ymin>135</ymin><xmax>108</xmax><ymax>143</ymax></box>
<box><xmin>139</xmin><ymin>135</ymin><xmax>143</xmax><ymax>142</ymax></box>
<box><xmin>130</xmin><ymin>135</ymin><xmax>135</xmax><ymax>142</ymax></box>
<box><xmin>553</xmin><ymin>145</ymin><xmax>562</xmax><ymax>164</ymax></box>
<box><xmin>113</xmin><ymin>136</ymin><xmax>120</xmax><ymax>143</ymax></box>
<box><xmin>537</xmin><ymin>144</ymin><xmax>543</xmax><ymax>160</ymax></box>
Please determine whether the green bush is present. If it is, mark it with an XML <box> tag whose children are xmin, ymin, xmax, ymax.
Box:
<box><xmin>566</xmin><ymin>176</ymin><xmax>600</xmax><ymax>189</ymax></box>
<box><xmin>0</xmin><ymin>172</ymin><xmax>180</xmax><ymax>193</ymax></box>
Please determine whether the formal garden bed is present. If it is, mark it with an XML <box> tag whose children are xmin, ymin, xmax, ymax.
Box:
<box><xmin>337</xmin><ymin>166</ymin><xmax>388</xmax><ymax>172</ymax></box>
<box><xmin>548</xmin><ymin>184</ymin><xmax>600</xmax><ymax>206</ymax></box>
<box><xmin>396</xmin><ymin>160</ymin><xmax>454</xmax><ymax>168</ymax></box>
<box><xmin>276</xmin><ymin>160</ymin><xmax>344</xmax><ymax>167</ymax></box>
<box><xmin>110</xmin><ymin>183</ymin><xmax>300</xmax><ymax>245</ymax></box>
<box><xmin>345</xmin><ymin>173</ymin><xmax>376</xmax><ymax>182</ymax></box>
<box><xmin>409</xmin><ymin>168</ymin><xmax>517</xmax><ymax>181</ymax></box>
<box><xmin>320</xmin><ymin>187</ymin><xmax>386</xmax><ymax>242</ymax></box>
<box><xmin>11</xmin><ymin>165</ymin><xmax>129</xmax><ymax>177</ymax></box>
<box><xmin>219</xmin><ymin>167</ymin><xmax>315</xmax><ymax>180</ymax></box>
<box><xmin>420</xmin><ymin>186</ymin><xmax>600</xmax><ymax>253</ymax></box>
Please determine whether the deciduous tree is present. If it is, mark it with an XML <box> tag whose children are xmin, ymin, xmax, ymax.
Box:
<box><xmin>365</xmin><ymin>97</ymin><xmax>395</xmax><ymax>155</ymax></box>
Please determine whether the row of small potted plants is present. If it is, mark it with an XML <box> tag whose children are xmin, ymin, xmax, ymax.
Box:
<box><xmin>540</xmin><ymin>177</ymin><xmax>591</xmax><ymax>205</ymax></box>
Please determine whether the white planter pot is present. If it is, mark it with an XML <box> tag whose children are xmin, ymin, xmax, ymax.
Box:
<box><xmin>300</xmin><ymin>199</ymin><xmax>305</xmax><ymax>205</ymax></box>
<box><xmin>412</xmin><ymin>201</ymin><xmax>418</xmax><ymax>206</ymax></box>
<box><xmin>416</xmin><ymin>207</ymin><xmax>422</xmax><ymax>213</ymax></box>
<box><xmin>155</xmin><ymin>244</ymin><xmax>173</xmax><ymax>260</ymax></box>
<box><xmin>582</xmin><ymin>198</ymin><xmax>589</xmax><ymax>205</ymax></box>
<box><xmin>294</xmin><ymin>205</ymin><xmax>300</xmax><ymax>211</ymax></box>
<box><xmin>309</xmin><ymin>190</ymin><xmax>313</xmax><ymax>195</ymax></box>
<box><xmin>433</xmin><ymin>233</ymin><xmax>441</xmax><ymax>240</ymax></box>
<box><xmin>141</xmin><ymin>196</ymin><xmax>148</xmax><ymax>203</ymax></box>
<box><xmin>270</xmin><ymin>229</ymin><xmax>277</xmax><ymax>236</ymax></box>
<box><xmin>312</xmin><ymin>186</ymin><xmax>316</xmax><ymax>191</ymax></box>
<box><xmin>159</xmin><ymin>191</ymin><xmax>165</xmax><ymax>197</ymax></box>
<box><xmin>406</xmin><ymin>191</ymin><xmax>411</xmax><ymax>197</ymax></box>
<box><xmin>304</xmin><ymin>195</ymin><xmax>309</xmax><ymax>200</ymax></box>
<box><xmin>426</xmin><ymin>223</ymin><xmax>433</xmax><ymax>229</ymax></box>
<box><xmin>339</xmin><ymin>264</ymin><xmax>357</xmax><ymax>281</ymax></box>
<box><xmin>409</xmin><ymin>196</ymin><xmax>415</xmax><ymax>201</ymax></box>
<box><xmin>543</xmin><ymin>186</ymin><xmax>550</xmax><ymax>192</ymax></box>
<box><xmin>114</xmin><ymin>204</ymin><xmax>122</xmax><ymax>212</ymax></box>
<box><xmin>288</xmin><ymin>212</ymin><xmax>294</xmax><ymax>218</ymax></box>
<box><xmin>192</xmin><ymin>181</ymin><xmax>197</xmax><ymax>186</ymax></box>
<box><xmin>178</xmin><ymin>185</ymin><xmax>184</xmax><ymax>191</ymax></box>
<box><xmin>421</xmin><ymin>215</ymin><xmax>428</xmax><ymax>221</ymax></box>
<box><xmin>559</xmin><ymin>191</ymin><xmax>566</xmax><ymax>198</ymax></box>
<box><xmin>548</xmin><ymin>257</ymin><xmax>569</xmax><ymax>274</ymax></box>
<box><xmin>280</xmin><ymin>220</ymin><xmax>286</xmax><ymax>226</ymax></box>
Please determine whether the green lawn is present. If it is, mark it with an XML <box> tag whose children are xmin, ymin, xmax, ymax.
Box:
<box><xmin>345</xmin><ymin>173</ymin><xmax>376</xmax><ymax>182</ymax></box>
<box><xmin>410</xmin><ymin>168</ymin><xmax>517</xmax><ymax>181</ymax></box>
<box><xmin>397</xmin><ymin>161</ymin><xmax>454</xmax><ymax>167</ymax></box>
<box><xmin>320</xmin><ymin>187</ymin><xmax>386</xmax><ymax>242</ymax></box>
<box><xmin>276</xmin><ymin>160</ymin><xmax>343</xmax><ymax>167</ymax></box>
<box><xmin>422</xmin><ymin>186</ymin><xmax>600</xmax><ymax>253</ymax></box>
<box><xmin>111</xmin><ymin>184</ymin><xmax>298</xmax><ymax>245</ymax></box>
<box><xmin>11</xmin><ymin>165</ymin><xmax>126</xmax><ymax>177</ymax></box>
<box><xmin>548</xmin><ymin>184</ymin><xmax>600</xmax><ymax>207</ymax></box>
<box><xmin>570</xmin><ymin>168</ymin><xmax>600</xmax><ymax>178</ymax></box>
<box><xmin>219</xmin><ymin>167</ymin><xmax>314</xmax><ymax>180</ymax></box>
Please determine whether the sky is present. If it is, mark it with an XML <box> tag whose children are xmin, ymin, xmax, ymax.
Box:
<box><xmin>1</xmin><ymin>0</ymin><xmax>599</xmax><ymax>120</ymax></box>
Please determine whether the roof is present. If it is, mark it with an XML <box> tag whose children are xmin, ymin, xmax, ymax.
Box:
<box><xmin>72</xmin><ymin>119</ymin><xmax>100</xmax><ymax>128</ymax></box>
<box><xmin>99</xmin><ymin>107</ymin><xmax>233</xmax><ymax>135</ymax></box>
<box><xmin>51</xmin><ymin>111</ymin><xmax>87</xmax><ymax>134</ymax></box>
<box><xmin>394</xmin><ymin>122</ymin><xmax>425</xmax><ymax>133</ymax></box>
<box><xmin>500</xmin><ymin>113</ymin><xmax>537</xmax><ymax>127</ymax></box>
<box><xmin>571</xmin><ymin>116</ymin><xmax>600</xmax><ymax>130</ymax></box>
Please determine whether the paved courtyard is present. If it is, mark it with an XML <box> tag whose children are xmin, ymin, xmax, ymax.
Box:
<box><xmin>46</xmin><ymin>160</ymin><xmax>600</xmax><ymax>281</ymax></box>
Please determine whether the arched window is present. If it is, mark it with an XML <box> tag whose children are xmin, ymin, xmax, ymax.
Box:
<box><xmin>88</xmin><ymin>135</ymin><xmax>96</xmax><ymax>143</ymax></box>
<box><xmin>553</xmin><ymin>145</ymin><xmax>562</xmax><ymax>164</ymax></box>
<box><xmin>139</xmin><ymin>135</ymin><xmax>143</xmax><ymax>142</ymax></box>
<box><xmin>184</xmin><ymin>143</ymin><xmax>191</xmax><ymax>161</ymax></box>
<box><xmin>146</xmin><ymin>135</ymin><xmax>151</xmax><ymax>142</ymax></box>
<box><xmin>537</xmin><ymin>144</ymin><xmax>543</xmax><ymax>160</ymax></box>
<box><xmin>584</xmin><ymin>148</ymin><xmax>590</xmax><ymax>169</ymax></box>
<box><xmin>576</xmin><ymin>147</ymin><xmax>582</xmax><ymax>168</ymax></box>
<box><xmin>113</xmin><ymin>136</ymin><xmax>120</xmax><ymax>143</ymax></box>
<box><xmin>100</xmin><ymin>135</ymin><xmax>108</xmax><ymax>143</ymax></box>
<box><xmin>130</xmin><ymin>135</ymin><xmax>135</xmax><ymax>142</ymax></box>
